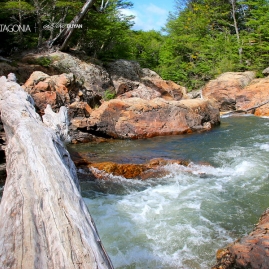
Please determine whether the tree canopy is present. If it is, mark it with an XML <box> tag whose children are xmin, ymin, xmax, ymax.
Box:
<box><xmin>1</xmin><ymin>0</ymin><xmax>269</xmax><ymax>90</ymax></box>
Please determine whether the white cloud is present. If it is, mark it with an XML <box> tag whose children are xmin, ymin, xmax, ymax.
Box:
<box><xmin>146</xmin><ymin>4</ymin><xmax>167</xmax><ymax>16</ymax></box>
<box><xmin>120</xmin><ymin>3</ymin><xmax>169</xmax><ymax>32</ymax></box>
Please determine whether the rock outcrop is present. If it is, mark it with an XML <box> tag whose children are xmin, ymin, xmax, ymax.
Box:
<box><xmin>22</xmin><ymin>71</ymin><xmax>96</xmax><ymax>118</ymax></box>
<box><xmin>202</xmin><ymin>71</ymin><xmax>256</xmax><ymax>111</ymax></box>
<box><xmin>22</xmin><ymin>52</ymin><xmax>113</xmax><ymax>107</ymax></box>
<box><xmin>235</xmin><ymin>76</ymin><xmax>269</xmax><ymax>116</ymax></box>
<box><xmin>20</xmin><ymin>56</ymin><xmax>218</xmax><ymax>142</ymax></box>
<box><xmin>212</xmin><ymin>208</ymin><xmax>269</xmax><ymax>269</ymax></box>
<box><xmin>106</xmin><ymin>59</ymin><xmax>188</xmax><ymax>100</ymax></box>
<box><xmin>23</xmin><ymin>71</ymin><xmax>77</xmax><ymax>114</ymax></box>
<box><xmin>0</xmin><ymin>74</ymin><xmax>113</xmax><ymax>269</ymax></box>
<box><xmin>72</xmin><ymin>98</ymin><xmax>220</xmax><ymax>139</ymax></box>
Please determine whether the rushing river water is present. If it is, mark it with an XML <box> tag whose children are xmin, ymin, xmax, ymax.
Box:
<box><xmin>69</xmin><ymin>115</ymin><xmax>269</xmax><ymax>269</ymax></box>
<box><xmin>0</xmin><ymin>115</ymin><xmax>267</xmax><ymax>268</ymax></box>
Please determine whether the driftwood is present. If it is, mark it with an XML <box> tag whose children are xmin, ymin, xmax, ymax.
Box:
<box><xmin>222</xmin><ymin>99</ymin><xmax>269</xmax><ymax>116</ymax></box>
<box><xmin>245</xmin><ymin>99</ymin><xmax>269</xmax><ymax>111</ymax></box>
<box><xmin>0</xmin><ymin>74</ymin><xmax>113</xmax><ymax>268</ymax></box>
<box><xmin>0</xmin><ymin>56</ymin><xmax>12</xmax><ymax>63</ymax></box>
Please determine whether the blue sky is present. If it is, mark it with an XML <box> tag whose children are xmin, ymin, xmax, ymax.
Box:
<box><xmin>121</xmin><ymin>0</ymin><xmax>176</xmax><ymax>32</ymax></box>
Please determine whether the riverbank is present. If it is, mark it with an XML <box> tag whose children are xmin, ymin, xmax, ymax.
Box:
<box><xmin>1</xmin><ymin>50</ymin><xmax>269</xmax><ymax>268</ymax></box>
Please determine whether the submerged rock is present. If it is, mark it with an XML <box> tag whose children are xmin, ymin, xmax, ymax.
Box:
<box><xmin>84</xmin><ymin>98</ymin><xmax>220</xmax><ymax>139</ymax></box>
<box><xmin>75</xmin><ymin>158</ymin><xmax>191</xmax><ymax>181</ymax></box>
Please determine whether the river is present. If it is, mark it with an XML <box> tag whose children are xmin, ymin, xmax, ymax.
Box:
<box><xmin>67</xmin><ymin>115</ymin><xmax>269</xmax><ymax>268</ymax></box>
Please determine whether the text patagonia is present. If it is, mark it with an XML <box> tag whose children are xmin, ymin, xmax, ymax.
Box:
<box><xmin>0</xmin><ymin>24</ymin><xmax>31</xmax><ymax>32</ymax></box>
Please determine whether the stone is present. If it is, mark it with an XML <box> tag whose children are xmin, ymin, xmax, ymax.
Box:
<box><xmin>0</xmin><ymin>61</ymin><xmax>57</xmax><ymax>85</ymax></box>
<box><xmin>86</xmin><ymin>97</ymin><xmax>220</xmax><ymax>139</ymax></box>
<box><xmin>262</xmin><ymin>67</ymin><xmax>269</xmax><ymax>76</ymax></box>
<box><xmin>141</xmin><ymin>79</ymin><xmax>188</xmax><ymax>101</ymax></box>
<box><xmin>140</xmin><ymin>68</ymin><xmax>162</xmax><ymax>80</ymax></box>
<box><xmin>22</xmin><ymin>52</ymin><xmax>113</xmax><ymax>107</ymax></box>
<box><xmin>23</xmin><ymin>71</ymin><xmax>77</xmax><ymax>114</ymax></box>
<box><xmin>106</xmin><ymin>59</ymin><xmax>187</xmax><ymax>101</ymax></box>
<box><xmin>76</xmin><ymin>158</ymin><xmax>191</xmax><ymax>181</ymax></box>
<box><xmin>235</xmin><ymin>77</ymin><xmax>269</xmax><ymax>116</ymax></box>
<box><xmin>202</xmin><ymin>71</ymin><xmax>256</xmax><ymax>111</ymax></box>
<box><xmin>212</xmin><ymin>208</ymin><xmax>269</xmax><ymax>269</ymax></box>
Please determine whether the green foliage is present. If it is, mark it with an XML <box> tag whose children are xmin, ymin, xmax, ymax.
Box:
<box><xmin>104</xmin><ymin>89</ymin><xmax>116</xmax><ymax>101</ymax></box>
<box><xmin>1</xmin><ymin>0</ymin><xmax>269</xmax><ymax>92</ymax></box>
<box><xmin>153</xmin><ymin>0</ymin><xmax>269</xmax><ymax>90</ymax></box>
<box><xmin>35</xmin><ymin>56</ymin><xmax>52</xmax><ymax>67</ymax></box>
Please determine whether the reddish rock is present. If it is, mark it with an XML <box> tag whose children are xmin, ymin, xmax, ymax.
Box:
<box><xmin>212</xmin><ymin>208</ymin><xmax>269</xmax><ymax>269</ymax></box>
<box><xmin>23</xmin><ymin>72</ymin><xmax>96</xmax><ymax>120</ymax></box>
<box><xmin>141</xmin><ymin>79</ymin><xmax>188</xmax><ymax>101</ymax></box>
<box><xmin>235</xmin><ymin>77</ymin><xmax>269</xmax><ymax>116</ymax></box>
<box><xmin>90</xmin><ymin>162</ymin><xmax>147</xmax><ymax>179</ymax></box>
<box><xmin>22</xmin><ymin>52</ymin><xmax>113</xmax><ymax>105</ymax></box>
<box><xmin>202</xmin><ymin>71</ymin><xmax>256</xmax><ymax>111</ymax></box>
<box><xmin>32</xmin><ymin>91</ymin><xmax>58</xmax><ymax>112</ymax></box>
<box><xmin>69</xmin><ymin>101</ymin><xmax>92</xmax><ymax>118</ymax></box>
<box><xmin>106</xmin><ymin>59</ymin><xmax>187</xmax><ymax>101</ymax></box>
<box><xmin>86</xmin><ymin>158</ymin><xmax>191</xmax><ymax>180</ymax></box>
<box><xmin>86</xmin><ymin>98</ymin><xmax>220</xmax><ymax>139</ymax></box>
<box><xmin>23</xmin><ymin>71</ymin><xmax>76</xmax><ymax>113</ymax></box>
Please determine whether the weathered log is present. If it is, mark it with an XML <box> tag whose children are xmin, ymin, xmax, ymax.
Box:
<box><xmin>0</xmin><ymin>74</ymin><xmax>113</xmax><ymax>268</ymax></box>
<box><xmin>221</xmin><ymin>99</ymin><xmax>269</xmax><ymax>116</ymax></box>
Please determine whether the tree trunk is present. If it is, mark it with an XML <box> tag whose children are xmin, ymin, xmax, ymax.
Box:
<box><xmin>230</xmin><ymin>0</ymin><xmax>242</xmax><ymax>64</ymax></box>
<box><xmin>0</xmin><ymin>74</ymin><xmax>114</xmax><ymax>269</ymax></box>
<box><xmin>49</xmin><ymin>0</ymin><xmax>97</xmax><ymax>51</ymax></box>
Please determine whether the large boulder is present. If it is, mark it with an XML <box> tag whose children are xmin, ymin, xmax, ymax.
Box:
<box><xmin>22</xmin><ymin>52</ymin><xmax>114</xmax><ymax>107</ymax></box>
<box><xmin>235</xmin><ymin>76</ymin><xmax>269</xmax><ymax>116</ymax></box>
<box><xmin>73</xmin><ymin>97</ymin><xmax>220</xmax><ymax>139</ymax></box>
<box><xmin>22</xmin><ymin>71</ymin><xmax>78</xmax><ymax>114</ymax></box>
<box><xmin>202</xmin><ymin>71</ymin><xmax>256</xmax><ymax>111</ymax></box>
<box><xmin>106</xmin><ymin>59</ymin><xmax>188</xmax><ymax>101</ymax></box>
<box><xmin>23</xmin><ymin>71</ymin><xmax>96</xmax><ymax>120</ymax></box>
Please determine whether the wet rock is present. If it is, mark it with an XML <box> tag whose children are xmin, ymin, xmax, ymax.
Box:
<box><xmin>212</xmin><ymin>208</ymin><xmax>269</xmax><ymax>269</ymax></box>
<box><xmin>202</xmin><ymin>71</ymin><xmax>256</xmax><ymax>111</ymax></box>
<box><xmin>87</xmin><ymin>158</ymin><xmax>190</xmax><ymax>180</ymax></box>
<box><xmin>86</xmin><ymin>98</ymin><xmax>220</xmax><ymax>139</ymax></box>
<box><xmin>235</xmin><ymin>77</ymin><xmax>269</xmax><ymax>116</ymax></box>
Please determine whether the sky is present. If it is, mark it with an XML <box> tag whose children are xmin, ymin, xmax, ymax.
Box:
<box><xmin>121</xmin><ymin>0</ymin><xmax>176</xmax><ymax>32</ymax></box>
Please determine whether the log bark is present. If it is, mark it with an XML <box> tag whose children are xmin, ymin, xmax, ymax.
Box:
<box><xmin>0</xmin><ymin>74</ymin><xmax>113</xmax><ymax>269</ymax></box>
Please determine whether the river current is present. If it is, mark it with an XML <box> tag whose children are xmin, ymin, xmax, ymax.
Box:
<box><xmin>69</xmin><ymin>115</ymin><xmax>269</xmax><ymax>268</ymax></box>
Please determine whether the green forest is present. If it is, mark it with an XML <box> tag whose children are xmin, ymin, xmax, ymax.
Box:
<box><xmin>1</xmin><ymin>0</ymin><xmax>269</xmax><ymax>90</ymax></box>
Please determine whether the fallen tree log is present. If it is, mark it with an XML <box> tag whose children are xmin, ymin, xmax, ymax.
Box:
<box><xmin>0</xmin><ymin>74</ymin><xmax>113</xmax><ymax>268</ymax></box>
